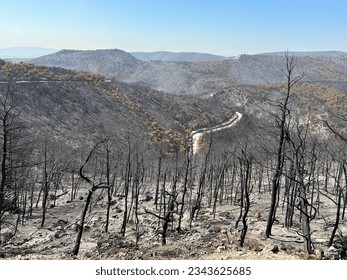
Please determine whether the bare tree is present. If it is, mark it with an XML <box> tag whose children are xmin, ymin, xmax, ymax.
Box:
<box><xmin>286</xmin><ymin>121</ymin><xmax>316</xmax><ymax>254</ymax></box>
<box><xmin>0</xmin><ymin>63</ymin><xmax>31</xmax><ymax>239</ymax></box>
<box><xmin>120</xmin><ymin>138</ymin><xmax>132</xmax><ymax>237</ymax></box>
<box><xmin>234</xmin><ymin>149</ymin><xmax>253</xmax><ymax>247</ymax></box>
<box><xmin>265</xmin><ymin>52</ymin><xmax>304</xmax><ymax>237</ymax></box>
<box><xmin>177</xmin><ymin>149</ymin><xmax>191</xmax><ymax>233</ymax></box>
<box><xmin>145</xmin><ymin>185</ymin><xmax>177</xmax><ymax>245</ymax></box>
<box><xmin>72</xmin><ymin>138</ymin><xmax>109</xmax><ymax>256</ymax></box>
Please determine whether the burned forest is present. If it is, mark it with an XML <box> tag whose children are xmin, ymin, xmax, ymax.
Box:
<box><xmin>0</xmin><ymin>52</ymin><xmax>346</xmax><ymax>260</ymax></box>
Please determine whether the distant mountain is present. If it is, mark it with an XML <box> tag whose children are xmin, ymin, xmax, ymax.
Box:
<box><xmin>30</xmin><ymin>49</ymin><xmax>347</xmax><ymax>96</ymax></box>
<box><xmin>30</xmin><ymin>49</ymin><xmax>141</xmax><ymax>78</ymax></box>
<box><xmin>0</xmin><ymin>47</ymin><xmax>57</xmax><ymax>59</ymax></box>
<box><xmin>130</xmin><ymin>51</ymin><xmax>228</xmax><ymax>61</ymax></box>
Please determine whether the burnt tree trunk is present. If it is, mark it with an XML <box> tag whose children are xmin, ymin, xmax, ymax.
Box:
<box><xmin>72</xmin><ymin>139</ymin><xmax>108</xmax><ymax>256</ymax></box>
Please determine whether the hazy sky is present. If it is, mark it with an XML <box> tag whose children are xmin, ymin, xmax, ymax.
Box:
<box><xmin>1</xmin><ymin>0</ymin><xmax>346</xmax><ymax>56</ymax></box>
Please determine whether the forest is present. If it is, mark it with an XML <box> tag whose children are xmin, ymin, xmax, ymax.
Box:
<box><xmin>0</xmin><ymin>54</ymin><xmax>346</xmax><ymax>260</ymax></box>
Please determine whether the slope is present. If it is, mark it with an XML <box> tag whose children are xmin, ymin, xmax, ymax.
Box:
<box><xmin>30</xmin><ymin>49</ymin><xmax>347</xmax><ymax>96</ymax></box>
<box><xmin>0</xmin><ymin>60</ymin><xmax>234</xmax><ymax>152</ymax></box>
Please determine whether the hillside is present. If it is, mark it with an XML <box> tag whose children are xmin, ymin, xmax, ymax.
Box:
<box><xmin>30</xmin><ymin>49</ymin><xmax>141</xmax><ymax>80</ymax></box>
<box><xmin>30</xmin><ymin>49</ymin><xmax>347</xmax><ymax>96</ymax></box>
<box><xmin>1</xmin><ymin>55</ymin><xmax>346</xmax><ymax>261</ymax></box>
<box><xmin>28</xmin><ymin>49</ymin><xmax>347</xmax><ymax>137</ymax></box>
<box><xmin>0</xmin><ymin>61</ymin><xmax>234</xmax><ymax>152</ymax></box>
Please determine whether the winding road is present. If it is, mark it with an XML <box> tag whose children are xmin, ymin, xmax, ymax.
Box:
<box><xmin>189</xmin><ymin>112</ymin><xmax>242</xmax><ymax>155</ymax></box>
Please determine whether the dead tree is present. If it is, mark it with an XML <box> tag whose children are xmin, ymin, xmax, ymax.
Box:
<box><xmin>329</xmin><ymin>189</ymin><xmax>343</xmax><ymax>247</ymax></box>
<box><xmin>189</xmin><ymin>135</ymin><xmax>212</xmax><ymax>227</ymax></box>
<box><xmin>265</xmin><ymin>52</ymin><xmax>304</xmax><ymax>238</ymax></box>
<box><xmin>120</xmin><ymin>138</ymin><xmax>132</xmax><ymax>237</ymax></box>
<box><xmin>177</xmin><ymin>149</ymin><xmax>191</xmax><ymax>233</ymax></box>
<box><xmin>154</xmin><ymin>152</ymin><xmax>163</xmax><ymax>209</ymax></box>
<box><xmin>286</xmin><ymin>121</ymin><xmax>316</xmax><ymax>254</ymax></box>
<box><xmin>104</xmin><ymin>140</ymin><xmax>112</xmax><ymax>233</ymax></box>
<box><xmin>212</xmin><ymin>154</ymin><xmax>231</xmax><ymax>219</ymax></box>
<box><xmin>72</xmin><ymin>139</ymin><xmax>109</xmax><ymax>256</ymax></box>
<box><xmin>145</xmin><ymin>190</ymin><xmax>177</xmax><ymax>245</ymax></box>
<box><xmin>234</xmin><ymin>149</ymin><xmax>253</xmax><ymax>247</ymax></box>
<box><xmin>319</xmin><ymin>161</ymin><xmax>346</xmax><ymax>247</ymax></box>
<box><xmin>40</xmin><ymin>141</ymin><xmax>50</xmax><ymax>228</ymax></box>
<box><xmin>283</xmin><ymin>156</ymin><xmax>297</xmax><ymax>228</ymax></box>
<box><xmin>0</xmin><ymin>63</ymin><xmax>32</xmax><ymax>240</ymax></box>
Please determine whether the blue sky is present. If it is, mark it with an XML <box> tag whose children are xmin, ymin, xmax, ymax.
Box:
<box><xmin>0</xmin><ymin>0</ymin><xmax>346</xmax><ymax>56</ymax></box>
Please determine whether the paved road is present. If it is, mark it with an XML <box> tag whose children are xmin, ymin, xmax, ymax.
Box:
<box><xmin>189</xmin><ymin>112</ymin><xmax>242</xmax><ymax>155</ymax></box>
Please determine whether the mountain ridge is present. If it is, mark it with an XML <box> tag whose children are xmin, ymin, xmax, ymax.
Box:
<box><xmin>130</xmin><ymin>51</ymin><xmax>228</xmax><ymax>61</ymax></box>
<box><xmin>30</xmin><ymin>48</ymin><xmax>347</xmax><ymax>96</ymax></box>
<box><xmin>30</xmin><ymin>49</ymin><xmax>141</xmax><ymax>79</ymax></box>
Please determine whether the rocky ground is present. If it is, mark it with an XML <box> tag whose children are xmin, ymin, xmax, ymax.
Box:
<box><xmin>0</xmin><ymin>187</ymin><xmax>346</xmax><ymax>260</ymax></box>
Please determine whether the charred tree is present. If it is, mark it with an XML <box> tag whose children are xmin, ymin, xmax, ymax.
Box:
<box><xmin>177</xmin><ymin>149</ymin><xmax>191</xmax><ymax>233</ymax></box>
<box><xmin>72</xmin><ymin>139</ymin><xmax>109</xmax><ymax>256</ymax></box>
<box><xmin>265</xmin><ymin>52</ymin><xmax>303</xmax><ymax>238</ymax></box>
<box><xmin>234</xmin><ymin>149</ymin><xmax>253</xmax><ymax>247</ymax></box>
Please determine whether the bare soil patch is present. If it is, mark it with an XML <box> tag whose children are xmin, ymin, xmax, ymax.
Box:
<box><xmin>1</xmin><ymin>187</ymin><xmax>345</xmax><ymax>260</ymax></box>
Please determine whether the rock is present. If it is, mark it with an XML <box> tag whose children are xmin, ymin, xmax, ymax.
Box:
<box><xmin>109</xmin><ymin>200</ymin><xmax>116</xmax><ymax>206</ymax></box>
<box><xmin>254</xmin><ymin>245</ymin><xmax>264</xmax><ymax>253</ymax></box>
<box><xmin>315</xmin><ymin>249</ymin><xmax>324</xmax><ymax>259</ymax></box>
<box><xmin>271</xmin><ymin>245</ymin><xmax>279</xmax><ymax>254</ymax></box>
<box><xmin>220</xmin><ymin>211</ymin><xmax>231</xmax><ymax>218</ymax></box>
<box><xmin>333</xmin><ymin>236</ymin><xmax>347</xmax><ymax>250</ymax></box>
<box><xmin>217</xmin><ymin>245</ymin><xmax>226</xmax><ymax>252</ymax></box>
<box><xmin>280</xmin><ymin>243</ymin><xmax>287</xmax><ymax>251</ymax></box>
<box><xmin>328</xmin><ymin>246</ymin><xmax>337</xmax><ymax>252</ymax></box>
<box><xmin>52</xmin><ymin>232</ymin><xmax>61</xmax><ymax>239</ymax></box>
<box><xmin>83</xmin><ymin>251</ymin><xmax>94</xmax><ymax>258</ymax></box>
<box><xmin>41</xmin><ymin>248</ymin><xmax>54</xmax><ymax>255</ymax></box>
<box><xmin>208</xmin><ymin>225</ymin><xmax>221</xmax><ymax>233</ymax></box>
<box><xmin>53</xmin><ymin>219</ymin><xmax>68</xmax><ymax>227</ymax></box>
<box><xmin>332</xmin><ymin>237</ymin><xmax>347</xmax><ymax>260</ymax></box>
<box><xmin>142</xmin><ymin>192</ymin><xmax>153</xmax><ymax>202</ymax></box>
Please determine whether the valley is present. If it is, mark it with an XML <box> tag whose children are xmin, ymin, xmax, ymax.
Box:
<box><xmin>0</xmin><ymin>49</ymin><xmax>346</xmax><ymax>260</ymax></box>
